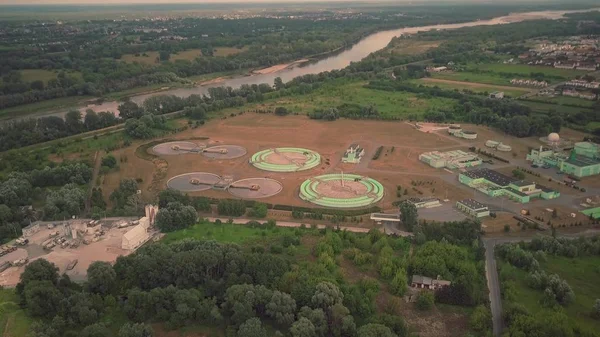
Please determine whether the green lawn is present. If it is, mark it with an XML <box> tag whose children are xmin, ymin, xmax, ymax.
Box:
<box><xmin>501</xmin><ymin>256</ymin><xmax>600</xmax><ymax>334</ymax></box>
<box><xmin>162</xmin><ymin>221</ymin><xmax>303</xmax><ymax>245</ymax></box>
<box><xmin>0</xmin><ymin>288</ymin><xmax>32</xmax><ymax>337</ymax></box>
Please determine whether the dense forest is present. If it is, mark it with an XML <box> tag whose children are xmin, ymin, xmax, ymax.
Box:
<box><xmin>13</xmin><ymin>212</ymin><xmax>491</xmax><ymax>337</ymax></box>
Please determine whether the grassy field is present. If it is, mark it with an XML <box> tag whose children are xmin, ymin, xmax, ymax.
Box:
<box><xmin>0</xmin><ymin>288</ymin><xmax>32</xmax><ymax>337</ymax></box>
<box><xmin>528</xmin><ymin>95</ymin><xmax>596</xmax><ymax>108</ymax></box>
<box><xmin>501</xmin><ymin>256</ymin><xmax>600</xmax><ymax>334</ymax></box>
<box><xmin>257</xmin><ymin>80</ymin><xmax>456</xmax><ymax>119</ymax></box>
<box><xmin>519</xmin><ymin>100</ymin><xmax>593</xmax><ymax>116</ymax></box>
<box><xmin>120</xmin><ymin>51</ymin><xmax>160</xmax><ymax>65</ymax></box>
<box><xmin>162</xmin><ymin>221</ymin><xmax>304</xmax><ymax>245</ymax></box>
<box><xmin>20</xmin><ymin>69</ymin><xmax>57</xmax><ymax>83</ymax></box>
<box><xmin>213</xmin><ymin>46</ymin><xmax>248</xmax><ymax>57</ymax></box>
<box><xmin>170</xmin><ymin>49</ymin><xmax>203</xmax><ymax>62</ymax></box>
<box><xmin>432</xmin><ymin>71</ymin><xmax>514</xmax><ymax>86</ymax></box>
<box><xmin>473</xmin><ymin>63</ymin><xmax>589</xmax><ymax>79</ymax></box>
<box><xmin>412</xmin><ymin>78</ymin><xmax>530</xmax><ymax>97</ymax></box>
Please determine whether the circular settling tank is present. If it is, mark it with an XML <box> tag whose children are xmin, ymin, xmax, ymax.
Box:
<box><xmin>153</xmin><ymin>141</ymin><xmax>202</xmax><ymax>155</ymax></box>
<box><xmin>228</xmin><ymin>178</ymin><xmax>283</xmax><ymax>199</ymax></box>
<box><xmin>250</xmin><ymin>147</ymin><xmax>321</xmax><ymax>172</ymax></box>
<box><xmin>299</xmin><ymin>174</ymin><xmax>384</xmax><ymax>208</ymax></box>
<box><xmin>202</xmin><ymin>145</ymin><xmax>247</xmax><ymax>159</ymax></box>
<box><xmin>166</xmin><ymin>172</ymin><xmax>222</xmax><ymax>192</ymax></box>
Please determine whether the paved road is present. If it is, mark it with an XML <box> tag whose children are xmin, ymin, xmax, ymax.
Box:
<box><xmin>205</xmin><ymin>217</ymin><xmax>414</xmax><ymax>237</ymax></box>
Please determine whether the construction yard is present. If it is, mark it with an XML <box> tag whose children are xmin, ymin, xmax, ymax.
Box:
<box><xmin>0</xmin><ymin>218</ymin><xmax>157</xmax><ymax>287</ymax></box>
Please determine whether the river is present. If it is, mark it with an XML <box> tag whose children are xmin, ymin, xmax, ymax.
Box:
<box><xmin>22</xmin><ymin>7</ymin><xmax>600</xmax><ymax>120</ymax></box>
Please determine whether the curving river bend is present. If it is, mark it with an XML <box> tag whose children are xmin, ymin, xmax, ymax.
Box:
<box><xmin>22</xmin><ymin>7</ymin><xmax>600</xmax><ymax>120</ymax></box>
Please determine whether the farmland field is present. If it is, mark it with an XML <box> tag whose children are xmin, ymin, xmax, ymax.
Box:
<box><xmin>20</xmin><ymin>69</ymin><xmax>57</xmax><ymax>83</ymax></box>
<box><xmin>413</xmin><ymin>77</ymin><xmax>530</xmax><ymax>97</ymax></box>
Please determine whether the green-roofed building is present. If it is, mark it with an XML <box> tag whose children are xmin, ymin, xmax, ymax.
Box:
<box><xmin>558</xmin><ymin>149</ymin><xmax>600</xmax><ymax>178</ymax></box>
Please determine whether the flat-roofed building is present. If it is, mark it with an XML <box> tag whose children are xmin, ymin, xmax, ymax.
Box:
<box><xmin>456</xmin><ymin>199</ymin><xmax>490</xmax><ymax>218</ymax></box>
<box><xmin>419</xmin><ymin>150</ymin><xmax>482</xmax><ymax>169</ymax></box>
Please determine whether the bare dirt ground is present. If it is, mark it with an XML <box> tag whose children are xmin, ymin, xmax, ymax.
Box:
<box><xmin>112</xmin><ymin>114</ymin><xmax>478</xmax><ymax>211</ymax></box>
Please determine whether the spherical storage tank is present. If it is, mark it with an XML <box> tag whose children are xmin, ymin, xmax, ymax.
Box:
<box><xmin>548</xmin><ymin>133</ymin><xmax>560</xmax><ymax>143</ymax></box>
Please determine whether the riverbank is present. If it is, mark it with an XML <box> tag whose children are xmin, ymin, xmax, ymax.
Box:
<box><xmin>251</xmin><ymin>59</ymin><xmax>310</xmax><ymax>75</ymax></box>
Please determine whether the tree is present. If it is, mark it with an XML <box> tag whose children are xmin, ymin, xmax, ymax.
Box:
<box><xmin>84</xmin><ymin>109</ymin><xmax>100</xmax><ymax>130</ymax></box>
<box><xmin>251</xmin><ymin>203</ymin><xmax>268</xmax><ymax>218</ymax></box>
<box><xmin>237</xmin><ymin>318</ymin><xmax>267</xmax><ymax>337</ymax></box>
<box><xmin>101</xmin><ymin>154</ymin><xmax>118</xmax><ymax>169</ymax></box>
<box><xmin>87</xmin><ymin>261</ymin><xmax>117</xmax><ymax>296</ymax></box>
<box><xmin>81</xmin><ymin>323</ymin><xmax>112</xmax><ymax>337</ymax></box>
<box><xmin>399</xmin><ymin>201</ymin><xmax>418</xmax><ymax>232</ymax></box>
<box><xmin>118</xmin><ymin>323</ymin><xmax>154</xmax><ymax>337</ymax></box>
<box><xmin>65</xmin><ymin>110</ymin><xmax>83</xmax><ymax>133</ymax></box>
<box><xmin>275</xmin><ymin>107</ymin><xmax>289</xmax><ymax>116</ymax></box>
<box><xmin>266</xmin><ymin>291</ymin><xmax>297</xmax><ymax>326</ymax></box>
<box><xmin>356</xmin><ymin>323</ymin><xmax>398</xmax><ymax>337</ymax></box>
<box><xmin>159</xmin><ymin>51</ymin><xmax>170</xmax><ymax>61</ymax></box>
<box><xmin>311</xmin><ymin>281</ymin><xmax>344</xmax><ymax>310</ymax></box>
<box><xmin>24</xmin><ymin>280</ymin><xmax>63</xmax><ymax>318</ymax></box>
<box><xmin>469</xmin><ymin>305</ymin><xmax>492</xmax><ymax>334</ymax></box>
<box><xmin>290</xmin><ymin>317</ymin><xmax>317</xmax><ymax>337</ymax></box>
<box><xmin>17</xmin><ymin>259</ymin><xmax>59</xmax><ymax>297</ymax></box>
<box><xmin>507</xmin><ymin>115</ymin><xmax>531</xmax><ymax>138</ymax></box>
<box><xmin>274</xmin><ymin>77</ymin><xmax>284</xmax><ymax>90</ymax></box>
<box><xmin>118</xmin><ymin>101</ymin><xmax>143</xmax><ymax>120</ymax></box>
<box><xmin>512</xmin><ymin>169</ymin><xmax>525</xmax><ymax>180</ymax></box>
<box><xmin>415</xmin><ymin>291</ymin><xmax>434</xmax><ymax>311</ymax></box>
<box><xmin>593</xmin><ymin>299</ymin><xmax>600</xmax><ymax>319</ymax></box>
<box><xmin>155</xmin><ymin>202</ymin><xmax>198</xmax><ymax>232</ymax></box>
<box><xmin>31</xmin><ymin>80</ymin><xmax>45</xmax><ymax>91</ymax></box>
<box><xmin>390</xmin><ymin>269</ymin><xmax>408</xmax><ymax>296</ymax></box>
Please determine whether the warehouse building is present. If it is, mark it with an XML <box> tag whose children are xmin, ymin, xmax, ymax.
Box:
<box><xmin>456</xmin><ymin>199</ymin><xmax>490</xmax><ymax>218</ymax></box>
<box><xmin>419</xmin><ymin>150</ymin><xmax>482</xmax><ymax>169</ymax></box>
<box><xmin>459</xmin><ymin>168</ymin><xmax>560</xmax><ymax>203</ymax></box>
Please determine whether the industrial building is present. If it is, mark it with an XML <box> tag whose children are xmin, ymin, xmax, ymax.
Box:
<box><xmin>459</xmin><ymin>168</ymin><xmax>560</xmax><ymax>203</ymax></box>
<box><xmin>342</xmin><ymin>144</ymin><xmax>365</xmax><ymax>164</ymax></box>
<box><xmin>407</xmin><ymin>197</ymin><xmax>441</xmax><ymax>209</ymax></box>
<box><xmin>456</xmin><ymin>199</ymin><xmax>490</xmax><ymax>218</ymax></box>
<box><xmin>419</xmin><ymin>150</ymin><xmax>482</xmax><ymax>169</ymax></box>
<box><xmin>527</xmin><ymin>142</ymin><xmax>600</xmax><ymax>178</ymax></box>
<box><xmin>121</xmin><ymin>205</ymin><xmax>158</xmax><ymax>250</ymax></box>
